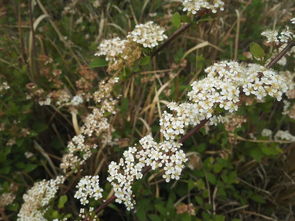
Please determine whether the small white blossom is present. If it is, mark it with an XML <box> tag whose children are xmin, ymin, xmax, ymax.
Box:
<box><xmin>74</xmin><ymin>176</ymin><xmax>103</xmax><ymax>205</ymax></box>
<box><xmin>261</xmin><ymin>128</ymin><xmax>273</xmax><ymax>138</ymax></box>
<box><xmin>262</xmin><ymin>27</ymin><xmax>294</xmax><ymax>45</ymax></box>
<box><xmin>70</xmin><ymin>95</ymin><xmax>83</xmax><ymax>106</ymax></box>
<box><xmin>181</xmin><ymin>0</ymin><xmax>224</xmax><ymax>14</ymax></box>
<box><xmin>17</xmin><ymin>176</ymin><xmax>65</xmax><ymax>221</ymax></box>
<box><xmin>95</xmin><ymin>37</ymin><xmax>128</xmax><ymax>62</ymax></box>
<box><xmin>274</xmin><ymin>130</ymin><xmax>295</xmax><ymax>142</ymax></box>
<box><xmin>127</xmin><ymin>21</ymin><xmax>167</xmax><ymax>48</ymax></box>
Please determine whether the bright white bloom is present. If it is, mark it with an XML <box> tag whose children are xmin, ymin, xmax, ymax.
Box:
<box><xmin>107</xmin><ymin>147</ymin><xmax>144</xmax><ymax>210</ymax></box>
<box><xmin>74</xmin><ymin>176</ymin><xmax>103</xmax><ymax>205</ymax></box>
<box><xmin>274</xmin><ymin>130</ymin><xmax>295</xmax><ymax>142</ymax></box>
<box><xmin>137</xmin><ymin>135</ymin><xmax>187</xmax><ymax>182</ymax></box>
<box><xmin>181</xmin><ymin>0</ymin><xmax>224</xmax><ymax>14</ymax></box>
<box><xmin>107</xmin><ymin>60</ymin><xmax>291</xmax><ymax>210</ymax></box>
<box><xmin>261</xmin><ymin>30</ymin><xmax>279</xmax><ymax>44</ymax></box>
<box><xmin>160</xmin><ymin>61</ymin><xmax>289</xmax><ymax>140</ymax></box>
<box><xmin>95</xmin><ymin>37</ymin><xmax>127</xmax><ymax>62</ymax></box>
<box><xmin>279</xmin><ymin>26</ymin><xmax>294</xmax><ymax>43</ymax></box>
<box><xmin>70</xmin><ymin>95</ymin><xmax>83</xmax><ymax>106</ymax></box>
<box><xmin>242</xmin><ymin>64</ymin><xmax>288</xmax><ymax>101</ymax></box>
<box><xmin>261</xmin><ymin>128</ymin><xmax>273</xmax><ymax>137</ymax></box>
<box><xmin>107</xmin><ymin>135</ymin><xmax>187</xmax><ymax>210</ymax></box>
<box><xmin>291</xmin><ymin>18</ymin><xmax>295</xmax><ymax>24</ymax></box>
<box><xmin>262</xmin><ymin>27</ymin><xmax>294</xmax><ymax>45</ymax></box>
<box><xmin>17</xmin><ymin>176</ymin><xmax>65</xmax><ymax>221</ymax></box>
<box><xmin>127</xmin><ymin>21</ymin><xmax>167</xmax><ymax>48</ymax></box>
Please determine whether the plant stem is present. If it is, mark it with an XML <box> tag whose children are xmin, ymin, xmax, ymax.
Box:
<box><xmin>266</xmin><ymin>41</ymin><xmax>295</xmax><ymax>68</ymax></box>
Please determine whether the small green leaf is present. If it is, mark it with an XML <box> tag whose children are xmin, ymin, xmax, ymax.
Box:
<box><xmin>89</xmin><ymin>57</ymin><xmax>107</xmax><ymax>68</ymax></box>
<box><xmin>139</xmin><ymin>56</ymin><xmax>151</xmax><ymax>66</ymax></box>
<box><xmin>250</xmin><ymin>42</ymin><xmax>265</xmax><ymax>59</ymax></box>
<box><xmin>171</xmin><ymin>12</ymin><xmax>181</xmax><ymax>28</ymax></box>
<box><xmin>58</xmin><ymin>195</ymin><xmax>68</xmax><ymax>209</ymax></box>
<box><xmin>214</xmin><ymin>215</ymin><xmax>225</xmax><ymax>221</ymax></box>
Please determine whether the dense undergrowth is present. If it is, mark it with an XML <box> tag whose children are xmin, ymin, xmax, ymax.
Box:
<box><xmin>0</xmin><ymin>0</ymin><xmax>295</xmax><ymax>220</ymax></box>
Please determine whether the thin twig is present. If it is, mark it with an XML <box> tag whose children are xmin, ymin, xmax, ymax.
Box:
<box><xmin>179</xmin><ymin>119</ymin><xmax>209</xmax><ymax>143</ymax></box>
<box><xmin>266</xmin><ymin>41</ymin><xmax>295</xmax><ymax>68</ymax></box>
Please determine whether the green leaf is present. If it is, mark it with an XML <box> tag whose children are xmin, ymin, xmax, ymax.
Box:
<box><xmin>148</xmin><ymin>214</ymin><xmax>161</xmax><ymax>221</ymax></box>
<box><xmin>58</xmin><ymin>195</ymin><xmax>68</xmax><ymax>209</ymax></box>
<box><xmin>214</xmin><ymin>215</ymin><xmax>225</xmax><ymax>221</ymax></box>
<box><xmin>206</xmin><ymin>172</ymin><xmax>217</xmax><ymax>184</ymax></box>
<box><xmin>89</xmin><ymin>57</ymin><xmax>107</xmax><ymax>68</ymax></box>
<box><xmin>261</xmin><ymin>145</ymin><xmax>282</xmax><ymax>156</ymax></box>
<box><xmin>250</xmin><ymin>42</ymin><xmax>265</xmax><ymax>59</ymax></box>
<box><xmin>139</xmin><ymin>56</ymin><xmax>151</xmax><ymax>66</ymax></box>
<box><xmin>171</xmin><ymin>12</ymin><xmax>181</xmax><ymax>28</ymax></box>
<box><xmin>24</xmin><ymin>164</ymin><xmax>38</xmax><ymax>172</ymax></box>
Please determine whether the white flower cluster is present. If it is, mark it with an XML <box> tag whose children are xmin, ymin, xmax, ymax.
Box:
<box><xmin>106</xmin><ymin>60</ymin><xmax>290</xmax><ymax>211</ymax></box>
<box><xmin>137</xmin><ymin>136</ymin><xmax>187</xmax><ymax>182</ymax></box>
<box><xmin>243</xmin><ymin>64</ymin><xmax>288</xmax><ymax>100</ymax></box>
<box><xmin>74</xmin><ymin>176</ymin><xmax>103</xmax><ymax>205</ymax></box>
<box><xmin>95</xmin><ymin>22</ymin><xmax>166</xmax><ymax>64</ymax></box>
<box><xmin>291</xmin><ymin>18</ymin><xmax>295</xmax><ymax>24</ymax></box>
<box><xmin>70</xmin><ymin>95</ymin><xmax>83</xmax><ymax>106</ymax></box>
<box><xmin>261</xmin><ymin>128</ymin><xmax>273</xmax><ymax>138</ymax></box>
<box><xmin>127</xmin><ymin>21</ymin><xmax>167</xmax><ymax>48</ymax></box>
<box><xmin>94</xmin><ymin>37</ymin><xmax>127</xmax><ymax>63</ymax></box>
<box><xmin>17</xmin><ymin>176</ymin><xmax>65</xmax><ymax>221</ymax></box>
<box><xmin>60</xmin><ymin>134</ymin><xmax>97</xmax><ymax>172</ymax></box>
<box><xmin>261</xmin><ymin>27</ymin><xmax>294</xmax><ymax>45</ymax></box>
<box><xmin>60</xmin><ymin>77</ymin><xmax>119</xmax><ymax>172</ymax></box>
<box><xmin>161</xmin><ymin>61</ymin><xmax>288</xmax><ymax>140</ymax></box>
<box><xmin>274</xmin><ymin>130</ymin><xmax>295</xmax><ymax>142</ymax></box>
<box><xmin>181</xmin><ymin>0</ymin><xmax>224</xmax><ymax>14</ymax></box>
<box><xmin>107</xmin><ymin>147</ymin><xmax>143</xmax><ymax>210</ymax></box>
<box><xmin>81</xmin><ymin>109</ymin><xmax>110</xmax><ymax>137</ymax></box>
<box><xmin>107</xmin><ymin>135</ymin><xmax>187</xmax><ymax>210</ymax></box>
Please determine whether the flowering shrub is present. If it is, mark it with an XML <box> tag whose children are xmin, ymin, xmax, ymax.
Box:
<box><xmin>0</xmin><ymin>0</ymin><xmax>295</xmax><ymax>220</ymax></box>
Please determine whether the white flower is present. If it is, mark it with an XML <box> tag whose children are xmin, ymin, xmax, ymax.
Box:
<box><xmin>261</xmin><ymin>27</ymin><xmax>294</xmax><ymax>45</ymax></box>
<box><xmin>74</xmin><ymin>176</ymin><xmax>103</xmax><ymax>205</ymax></box>
<box><xmin>274</xmin><ymin>130</ymin><xmax>295</xmax><ymax>142</ymax></box>
<box><xmin>17</xmin><ymin>176</ymin><xmax>65</xmax><ymax>221</ymax></box>
<box><xmin>95</xmin><ymin>37</ymin><xmax>128</xmax><ymax>62</ymax></box>
<box><xmin>127</xmin><ymin>21</ymin><xmax>167</xmax><ymax>48</ymax></box>
<box><xmin>70</xmin><ymin>95</ymin><xmax>83</xmax><ymax>106</ymax></box>
<box><xmin>291</xmin><ymin>18</ymin><xmax>295</xmax><ymax>24</ymax></box>
<box><xmin>261</xmin><ymin>30</ymin><xmax>279</xmax><ymax>44</ymax></box>
<box><xmin>181</xmin><ymin>0</ymin><xmax>224</xmax><ymax>15</ymax></box>
<box><xmin>261</xmin><ymin>128</ymin><xmax>272</xmax><ymax>137</ymax></box>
